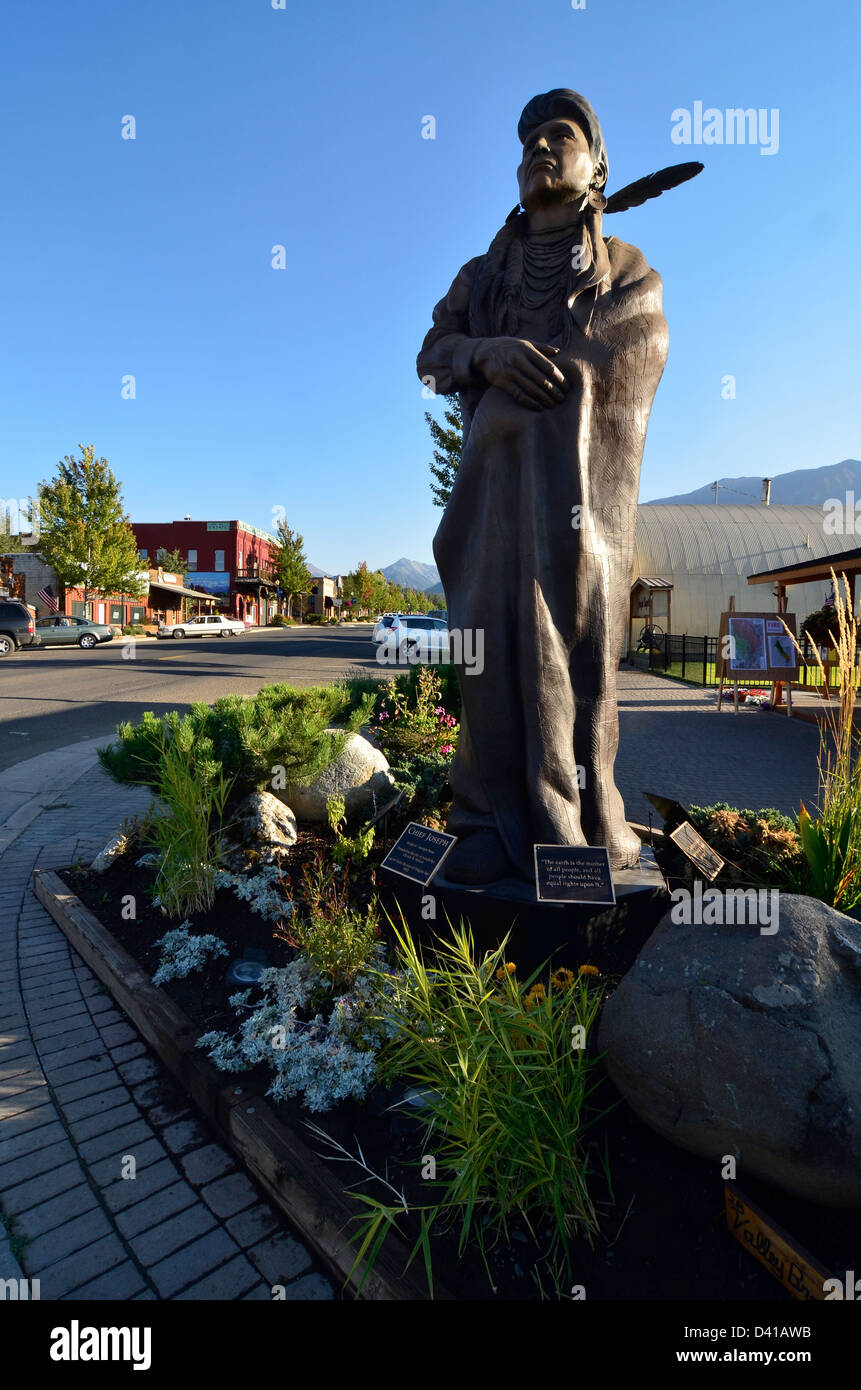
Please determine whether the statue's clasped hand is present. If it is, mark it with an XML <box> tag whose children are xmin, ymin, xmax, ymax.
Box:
<box><xmin>472</xmin><ymin>337</ymin><xmax>569</xmax><ymax>411</ymax></box>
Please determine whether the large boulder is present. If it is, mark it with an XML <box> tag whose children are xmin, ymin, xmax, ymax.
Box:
<box><xmin>279</xmin><ymin>730</ymin><xmax>397</xmax><ymax>823</ymax></box>
<box><xmin>598</xmin><ymin>894</ymin><xmax>861</xmax><ymax>1207</ymax></box>
<box><xmin>226</xmin><ymin>790</ymin><xmax>298</xmax><ymax>867</ymax></box>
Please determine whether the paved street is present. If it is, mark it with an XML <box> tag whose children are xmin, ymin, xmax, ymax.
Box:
<box><xmin>0</xmin><ymin>624</ymin><xmax>382</xmax><ymax>773</ymax></box>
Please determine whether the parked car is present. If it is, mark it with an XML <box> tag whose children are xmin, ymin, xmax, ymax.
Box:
<box><xmin>373</xmin><ymin>613</ymin><xmax>450</xmax><ymax>663</ymax></box>
<box><xmin>0</xmin><ymin>599</ymin><xmax>40</xmax><ymax>657</ymax></box>
<box><xmin>33</xmin><ymin>614</ymin><xmax>113</xmax><ymax>649</ymax></box>
<box><xmin>372</xmin><ymin>613</ymin><xmax>396</xmax><ymax>643</ymax></box>
<box><xmin>157</xmin><ymin>613</ymin><xmax>246</xmax><ymax>640</ymax></box>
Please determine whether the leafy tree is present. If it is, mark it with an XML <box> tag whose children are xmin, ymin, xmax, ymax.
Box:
<box><xmin>343</xmin><ymin>562</ymin><xmax>374</xmax><ymax>613</ymax></box>
<box><xmin>154</xmin><ymin>546</ymin><xmax>187</xmax><ymax>577</ymax></box>
<box><xmin>37</xmin><ymin>446</ymin><xmax>144</xmax><ymax>612</ymax></box>
<box><xmin>403</xmin><ymin>586</ymin><xmax>433</xmax><ymax>613</ymax></box>
<box><xmin>270</xmin><ymin>521</ymin><xmax>311</xmax><ymax>619</ymax></box>
<box><xmin>427</xmin><ymin>394</ymin><xmax>462</xmax><ymax>508</ymax></box>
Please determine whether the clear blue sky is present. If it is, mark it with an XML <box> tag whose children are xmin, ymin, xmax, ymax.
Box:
<box><xmin>1</xmin><ymin>0</ymin><xmax>858</xmax><ymax>572</ymax></box>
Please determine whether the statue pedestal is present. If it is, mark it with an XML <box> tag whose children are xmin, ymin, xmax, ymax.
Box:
<box><xmin>378</xmin><ymin>843</ymin><xmax>669</xmax><ymax>978</ymax></box>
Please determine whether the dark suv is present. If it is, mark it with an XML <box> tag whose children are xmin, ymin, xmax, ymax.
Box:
<box><xmin>0</xmin><ymin>599</ymin><xmax>40</xmax><ymax>656</ymax></box>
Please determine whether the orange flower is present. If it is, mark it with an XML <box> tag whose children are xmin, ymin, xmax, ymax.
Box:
<box><xmin>578</xmin><ymin>964</ymin><xmax>599</xmax><ymax>977</ymax></box>
<box><xmin>550</xmin><ymin>968</ymin><xmax>576</xmax><ymax>991</ymax></box>
<box><xmin>524</xmin><ymin>983</ymin><xmax>546</xmax><ymax>1010</ymax></box>
<box><xmin>495</xmin><ymin>961</ymin><xmax>517</xmax><ymax>982</ymax></box>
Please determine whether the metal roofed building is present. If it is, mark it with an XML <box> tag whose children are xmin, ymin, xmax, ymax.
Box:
<box><xmin>630</xmin><ymin>504</ymin><xmax>849</xmax><ymax>642</ymax></box>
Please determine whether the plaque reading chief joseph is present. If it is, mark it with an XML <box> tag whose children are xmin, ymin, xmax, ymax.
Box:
<box><xmin>417</xmin><ymin>88</ymin><xmax>700</xmax><ymax>886</ymax></box>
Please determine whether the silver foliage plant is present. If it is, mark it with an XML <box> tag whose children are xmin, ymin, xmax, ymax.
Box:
<box><xmin>197</xmin><ymin>953</ymin><xmax>401</xmax><ymax>1113</ymax></box>
<box><xmin>152</xmin><ymin>924</ymin><xmax>229</xmax><ymax>986</ymax></box>
<box><xmin>215</xmin><ymin>866</ymin><xmax>294</xmax><ymax>922</ymax></box>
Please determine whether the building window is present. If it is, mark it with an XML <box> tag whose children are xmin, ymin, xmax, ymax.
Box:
<box><xmin>187</xmin><ymin>550</ymin><xmax>197</xmax><ymax>572</ymax></box>
<box><xmin>238</xmin><ymin>550</ymin><xmax>243</xmax><ymax>568</ymax></box>
<box><xmin>214</xmin><ymin>550</ymin><xmax>225</xmax><ymax>572</ymax></box>
<box><xmin>138</xmin><ymin>548</ymin><xmax>148</xmax><ymax>563</ymax></box>
<box><xmin>110</xmin><ymin>605</ymin><xmax>122</xmax><ymax>623</ymax></box>
<box><xmin>156</xmin><ymin>547</ymin><xmax>166</xmax><ymax>563</ymax></box>
<box><xmin>130</xmin><ymin>606</ymin><xmax>144</xmax><ymax>624</ymax></box>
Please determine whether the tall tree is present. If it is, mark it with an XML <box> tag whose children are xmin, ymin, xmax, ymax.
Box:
<box><xmin>427</xmin><ymin>394</ymin><xmax>462</xmax><ymax>508</ymax></box>
<box><xmin>270</xmin><ymin>521</ymin><xmax>311</xmax><ymax>619</ymax></box>
<box><xmin>37</xmin><ymin>446</ymin><xmax>144</xmax><ymax>613</ymax></box>
<box><xmin>343</xmin><ymin>562</ymin><xmax>389</xmax><ymax>615</ymax></box>
<box><xmin>154</xmin><ymin>546</ymin><xmax>187</xmax><ymax>577</ymax></box>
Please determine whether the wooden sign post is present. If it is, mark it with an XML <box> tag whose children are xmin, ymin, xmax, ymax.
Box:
<box><xmin>716</xmin><ymin>608</ymin><xmax>798</xmax><ymax>716</ymax></box>
<box><xmin>725</xmin><ymin>1183</ymin><xmax>834</xmax><ymax>1301</ymax></box>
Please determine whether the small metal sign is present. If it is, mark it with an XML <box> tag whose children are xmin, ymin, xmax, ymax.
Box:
<box><xmin>669</xmin><ymin>821</ymin><xmax>725</xmax><ymax>881</ymax></box>
<box><xmin>725</xmin><ymin>1184</ymin><xmax>833</xmax><ymax>1301</ymax></box>
<box><xmin>534</xmin><ymin>845</ymin><xmax>615</xmax><ymax>905</ymax></box>
<box><xmin>381</xmin><ymin>822</ymin><xmax>457</xmax><ymax>886</ymax></box>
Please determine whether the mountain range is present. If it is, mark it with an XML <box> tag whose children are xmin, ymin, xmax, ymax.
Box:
<box><xmin>307</xmin><ymin>556</ymin><xmax>443</xmax><ymax>594</ymax></box>
<box><xmin>646</xmin><ymin>458</ymin><xmax>861</xmax><ymax>506</ymax></box>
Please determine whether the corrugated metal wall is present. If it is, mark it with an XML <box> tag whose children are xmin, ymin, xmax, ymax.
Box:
<box><xmin>629</xmin><ymin>504</ymin><xmax>849</xmax><ymax>642</ymax></box>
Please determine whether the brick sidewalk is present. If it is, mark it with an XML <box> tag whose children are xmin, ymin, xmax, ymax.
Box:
<box><xmin>0</xmin><ymin>763</ymin><xmax>334</xmax><ymax>1301</ymax></box>
<box><xmin>614</xmin><ymin>669</ymin><xmax>819</xmax><ymax>825</ymax></box>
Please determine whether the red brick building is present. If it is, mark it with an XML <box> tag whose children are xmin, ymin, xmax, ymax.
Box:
<box><xmin>131</xmin><ymin>519</ymin><xmax>283</xmax><ymax>625</ymax></box>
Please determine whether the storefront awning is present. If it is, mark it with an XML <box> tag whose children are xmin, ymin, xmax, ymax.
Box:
<box><xmin>149</xmin><ymin>580</ymin><xmax>219</xmax><ymax>601</ymax></box>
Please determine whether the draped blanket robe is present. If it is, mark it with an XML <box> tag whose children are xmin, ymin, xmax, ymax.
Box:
<box><xmin>417</xmin><ymin>232</ymin><xmax>669</xmax><ymax>876</ymax></box>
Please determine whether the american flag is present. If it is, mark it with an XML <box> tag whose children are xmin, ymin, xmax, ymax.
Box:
<box><xmin>38</xmin><ymin>584</ymin><xmax>59</xmax><ymax>612</ymax></box>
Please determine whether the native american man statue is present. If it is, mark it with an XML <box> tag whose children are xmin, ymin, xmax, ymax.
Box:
<box><xmin>417</xmin><ymin>88</ymin><xmax>700</xmax><ymax>885</ymax></box>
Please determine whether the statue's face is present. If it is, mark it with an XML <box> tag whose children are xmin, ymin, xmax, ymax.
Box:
<box><xmin>517</xmin><ymin>116</ymin><xmax>601</xmax><ymax>208</ymax></box>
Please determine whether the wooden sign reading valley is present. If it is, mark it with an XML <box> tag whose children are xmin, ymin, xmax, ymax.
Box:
<box><xmin>724</xmin><ymin>1183</ymin><xmax>833</xmax><ymax>1300</ymax></box>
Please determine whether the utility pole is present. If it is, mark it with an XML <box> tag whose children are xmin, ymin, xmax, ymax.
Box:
<box><xmin>713</xmin><ymin>481</ymin><xmax>719</xmax><ymax>504</ymax></box>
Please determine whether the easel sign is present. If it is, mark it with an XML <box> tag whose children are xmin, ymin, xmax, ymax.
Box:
<box><xmin>716</xmin><ymin>605</ymin><xmax>798</xmax><ymax>716</ymax></box>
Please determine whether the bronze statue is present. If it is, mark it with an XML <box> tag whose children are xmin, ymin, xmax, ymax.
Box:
<box><xmin>417</xmin><ymin>89</ymin><xmax>700</xmax><ymax>885</ymax></box>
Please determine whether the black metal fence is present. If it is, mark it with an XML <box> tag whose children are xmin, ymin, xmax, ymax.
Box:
<box><xmin>629</xmin><ymin>632</ymin><xmax>838</xmax><ymax>689</ymax></box>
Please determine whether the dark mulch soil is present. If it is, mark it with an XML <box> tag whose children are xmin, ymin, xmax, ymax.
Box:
<box><xmin>65</xmin><ymin>833</ymin><xmax>860</xmax><ymax>1302</ymax></box>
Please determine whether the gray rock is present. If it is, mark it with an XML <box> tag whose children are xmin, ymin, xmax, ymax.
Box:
<box><xmin>279</xmin><ymin>730</ymin><xmax>396</xmax><ymax>823</ymax></box>
<box><xmin>598</xmin><ymin>893</ymin><xmax>861</xmax><ymax>1207</ymax></box>
<box><xmin>227</xmin><ymin>790</ymin><xmax>297</xmax><ymax>866</ymax></box>
<box><xmin>91</xmin><ymin>832</ymin><xmax>128</xmax><ymax>873</ymax></box>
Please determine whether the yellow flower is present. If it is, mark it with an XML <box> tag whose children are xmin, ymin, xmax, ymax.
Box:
<box><xmin>524</xmin><ymin>983</ymin><xmax>546</xmax><ymax>1010</ymax></box>
<box><xmin>495</xmin><ymin>961</ymin><xmax>517</xmax><ymax>982</ymax></box>
<box><xmin>578</xmin><ymin>964</ymin><xmax>600</xmax><ymax>977</ymax></box>
<box><xmin>550</xmin><ymin>968</ymin><xmax>576</xmax><ymax>991</ymax></box>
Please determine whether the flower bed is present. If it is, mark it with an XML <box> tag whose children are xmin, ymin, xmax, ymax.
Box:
<box><xmin>70</xmin><ymin>670</ymin><xmax>861</xmax><ymax>1299</ymax></box>
<box><xmin>57</xmin><ymin>836</ymin><xmax>861</xmax><ymax>1302</ymax></box>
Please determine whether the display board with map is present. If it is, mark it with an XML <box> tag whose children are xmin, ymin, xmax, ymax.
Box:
<box><xmin>717</xmin><ymin>611</ymin><xmax>798</xmax><ymax>681</ymax></box>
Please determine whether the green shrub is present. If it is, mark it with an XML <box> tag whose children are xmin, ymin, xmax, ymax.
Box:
<box><xmin>122</xmin><ymin>624</ymin><xmax>146</xmax><ymax>636</ymax></box>
<box><xmin>98</xmin><ymin>683</ymin><xmax>377</xmax><ymax>803</ymax></box>
<box><xmin>350</xmin><ymin>923</ymin><xmax>605</xmax><ymax>1296</ymax></box>
<box><xmin>387</xmin><ymin>752</ymin><xmax>451</xmax><ymax>827</ymax></box>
